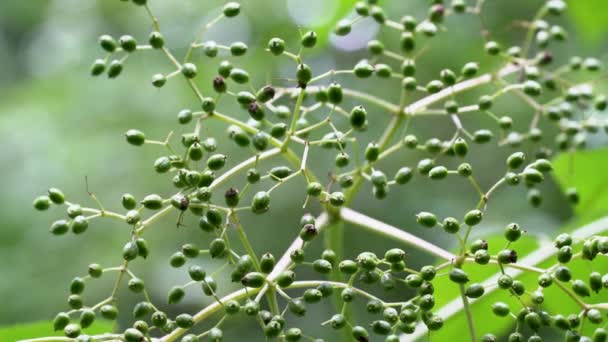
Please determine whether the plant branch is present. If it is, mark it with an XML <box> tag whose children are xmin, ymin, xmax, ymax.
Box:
<box><xmin>409</xmin><ymin>215</ymin><xmax>608</xmax><ymax>340</ymax></box>
<box><xmin>340</xmin><ymin>207</ymin><xmax>455</xmax><ymax>261</ymax></box>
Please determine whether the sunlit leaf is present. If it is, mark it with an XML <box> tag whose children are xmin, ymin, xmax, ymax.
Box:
<box><xmin>552</xmin><ymin>148</ymin><xmax>608</xmax><ymax>216</ymax></box>
<box><xmin>568</xmin><ymin>0</ymin><xmax>608</xmax><ymax>43</ymax></box>
<box><xmin>2</xmin><ymin>320</ymin><xmax>114</xmax><ymax>341</ymax></box>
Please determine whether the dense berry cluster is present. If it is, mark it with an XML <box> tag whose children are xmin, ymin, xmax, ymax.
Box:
<box><xmin>28</xmin><ymin>0</ymin><xmax>608</xmax><ymax>341</ymax></box>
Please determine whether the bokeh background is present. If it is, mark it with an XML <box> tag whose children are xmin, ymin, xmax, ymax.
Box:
<box><xmin>1</xmin><ymin>0</ymin><xmax>607</xmax><ymax>340</ymax></box>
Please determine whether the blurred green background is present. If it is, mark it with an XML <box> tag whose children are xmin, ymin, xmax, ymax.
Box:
<box><xmin>1</xmin><ymin>0</ymin><xmax>607</xmax><ymax>340</ymax></box>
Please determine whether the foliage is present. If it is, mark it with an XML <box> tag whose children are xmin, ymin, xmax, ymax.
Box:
<box><xmin>18</xmin><ymin>0</ymin><xmax>608</xmax><ymax>342</ymax></box>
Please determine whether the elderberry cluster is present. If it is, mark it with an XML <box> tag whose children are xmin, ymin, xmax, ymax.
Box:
<box><xmin>28</xmin><ymin>0</ymin><xmax>608</xmax><ymax>341</ymax></box>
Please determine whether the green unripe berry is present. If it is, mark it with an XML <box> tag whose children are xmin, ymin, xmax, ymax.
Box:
<box><xmin>465</xmin><ymin>283</ymin><xmax>485</xmax><ymax>298</ymax></box>
<box><xmin>46</xmin><ymin>188</ymin><xmax>65</xmax><ymax>204</ymax></box>
<box><xmin>168</xmin><ymin>286</ymin><xmax>185</xmax><ymax>304</ymax></box>
<box><xmin>179</xmin><ymin>61</ymin><xmax>200</xmax><ymax>79</ymax></box>
<box><xmin>505</xmin><ymin>172</ymin><xmax>520</xmax><ymax>185</ymax></box>
<box><xmin>339</xmin><ymin>260</ymin><xmax>358</xmax><ymax>274</ymax></box>
<box><xmin>485</xmin><ymin>41</ymin><xmax>501</xmax><ymax>55</ymax></box>
<box><xmin>504</xmin><ymin>222</ymin><xmax>522</xmax><ymax>242</ymax></box>
<box><xmin>557</xmin><ymin>245</ymin><xmax>573</xmax><ymax>263</ymax></box>
<box><xmin>169</xmin><ymin>251</ymin><xmax>186</xmax><ymax>267</ymax></box>
<box><xmin>223</xmin><ymin>2</ymin><xmax>240</xmax><ymax>17</ymax></box>
<box><xmin>230</xmin><ymin>42</ymin><xmax>247</xmax><ymax>56</ymax></box>
<box><xmin>400</xmin><ymin>32</ymin><xmax>416</xmax><ymax>52</ymax></box>
<box><xmin>33</xmin><ymin>195</ymin><xmax>52</xmax><ymax>211</ymax></box>
<box><xmin>70</xmin><ymin>216</ymin><xmax>88</xmax><ymax>234</ymax></box>
<box><xmin>54</xmin><ymin>312</ymin><xmax>70</xmax><ymax>331</ymax></box>
<box><xmin>370</xmin><ymin>6</ymin><xmax>386</xmax><ymax>23</ymax></box>
<box><xmin>88</xmin><ymin>264</ymin><xmax>102</xmax><ymax>278</ymax></box>
<box><xmin>119</xmin><ymin>194</ymin><xmax>137</xmax><ymax>210</ymax></box>
<box><xmin>357</xmin><ymin>251</ymin><xmax>379</xmax><ymax>270</ymax></box>
<box><xmin>511</xmin><ymin>280</ymin><xmax>525</xmax><ymax>295</ymax></box>
<box><xmin>429</xmin><ymin>166</ymin><xmax>448</xmax><ymax>180</ymax></box>
<box><xmin>229</xmin><ymin>68</ymin><xmax>249</xmax><ymax>84</ymax></box>
<box><xmin>118</xmin><ymin>35</ymin><xmax>137</xmax><ymax>53</ymax></box>
<box><xmin>122</xmin><ymin>241</ymin><xmax>139</xmax><ymax>261</ymax></box>
<box><xmin>312</xmin><ymin>259</ymin><xmax>332</xmax><ymax>274</ymax></box>
<box><xmin>127</xmin><ymin>278</ymin><xmax>144</xmax><ymax>293</ymax></box>
<box><xmin>473</xmin><ymin>129</ymin><xmax>493</xmax><ymax>143</ymax></box>
<box><xmin>151</xmin><ymin>311</ymin><xmax>167</xmax><ymax>328</ymax></box>
<box><xmin>100</xmin><ymin>304</ymin><xmax>118</xmax><ymax>320</ymax></box>
<box><xmin>497</xmin><ymin>249</ymin><xmax>518</xmax><ymax>264</ymax></box>
<box><xmin>133</xmin><ymin>302</ymin><xmax>154</xmax><ymax>318</ymax></box>
<box><xmin>349</xmin><ymin>105</ymin><xmax>367</xmax><ymax>130</ymax></box>
<box><xmin>449</xmin><ymin>268</ymin><xmax>469</xmax><ymax>284</ymax></box>
<box><xmin>148</xmin><ymin>31</ymin><xmax>164</xmax><ymax>49</ymax></box>
<box><xmin>64</xmin><ymin>323</ymin><xmax>81</xmax><ymax>338</ymax></box>
<box><xmin>416</xmin><ymin>212</ymin><xmax>437</xmax><ymax>228</ymax></box>
<box><xmin>175</xmin><ymin>314</ymin><xmax>194</xmax><ymax>329</ymax></box>
<box><xmin>296</xmin><ymin>64</ymin><xmax>312</xmax><ymax>86</ymax></box>
<box><xmin>371</xmin><ymin>320</ymin><xmax>392</xmax><ymax>335</ymax></box>
<box><xmin>107</xmin><ymin>60</ymin><xmax>123</xmax><ymax>78</ymax></box>
<box><xmin>507</xmin><ymin>152</ymin><xmax>525</xmax><ymax>169</ymax></box>
<box><xmin>203</xmin><ymin>41</ymin><xmax>218</xmax><ymax>57</ymax></box>
<box><xmin>151</xmin><ymin>73</ymin><xmax>166</xmax><ymax>87</ymax></box>
<box><xmin>384</xmin><ymin>248</ymin><xmax>405</xmax><ymax>263</ymax></box>
<box><xmin>259</xmin><ymin>253</ymin><xmax>275</xmax><ymax>274</ymax></box>
<box><xmin>301</xmin><ymin>31</ymin><xmax>317</xmax><ymax>48</ymax></box>
<box><xmin>442</xmin><ymin>217</ymin><xmax>460</xmax><ymax>233</ymax></box>
<box><xmin>335</xmin><ymin>19</ymin><xmax>352</xmax><ymax>36</ymax></box>
<box><xmin>288</xmin><ymin>298</ymin><xmax>307</xmax><ymax>316</ymax></box>
<box><xmin>79</xmin><ymin>309</ymin><xmax>95</xmax><ymax>329</ymax></box>
<box><xmin>367</xmin><ymin>40</ymin><xmax>384</xmax><ymax>55</ymax></box>
<box><xmin>461</xmin><ymin>62</ymin><xmax>479</xmax><ymax>78</ymax></box>
<box><xmin>67</xmin><ymin>294</ymin><xmax>83</xmax><ymax>309</ymax></box>
<box><xmin>90</xmin><ymin>59</ymin><xmax>106</xmax><ymax>76</ymax></box>
<box><xmin>171</xmin><ymin>194</ymin><xmax>189</xmax><ymax>211</ymax></box>
<box><xmin>329</xmin><ymin>192</ymin><xmax>345</xmax><ymax>207</ymax></box>
<box><xmin>241</xmin><ymin>272</ymin><xmax>265</xmax><ymax>288</ymax></box>
<box><xmin>268</xmin><ymin>38</ymin><xmax>285</xmax><ymax>55</ymax></box>
<box><xmin>284</xmin><ymin>327</ymin><xmax>302</xmax><ymax>341</ymax></box>
<box><xmin>276</xmin><ymin>270</ymin><xmax>295</xmax><ymax>287</ymax></box>
<box><xmin>572</xmin><ymin>279</ymin><xmax>590</xmax><ymax>297</ymax></box>
<box><xmin>188</xmin><ymin>265</ymin><xmax>206</xmax><ymax>281</ymax></box>
<box><xmin>125</xmin><ymin>129</ymin><xmax>145</xmax><ymax>146</ymax></box>
<box><xmin>209</xmin><ymin>238</ymin><xmax>226</xmax><ymax>258</ymax></box>
<box><xmin>440</xmin><ymin>69</ymin><xmax>457</xmax><ymax>85</ymax></box>
<box><xmin>394</xmin><ymin>167</ymin><xmax>413</xmax><ymax>185</ymax></box>
<box><xmin>401</xmin><ymin>59</ymin><xmax>416</xmax><ymax>76</ymax></box>
<box><xmin>323</xmin><ymin>83</ymin><xmax>343</xmax><ymax>105</ymax></box>
<box><xmin>207</xmin><ymin>154</ymin><xmax>227</xmax><ymax>170</ymax></box>
<box><xmin>202</xmin><ymin>276</ymin><xmax>217</xmax><ymax>296</ymax></box>
<box><xmin>478</xmin><ymin>95</ymin><xmax>493</xmax><ymax>110</ymax></box>
<box><xmin>537</xmin><ymin>273</ymin><xmax>553</xmax><ymax>288</ymax></box>
<box><xmin>474</xmin><ymin>249</ymin><xmax>490</xmax><ymax>264</ymax></box>
<box><xmin>525</xmin><ymin>312</ymin><xmax>542</xmax><ymax>331</ymax></box>
<box><xmin>554</xmin><ymin>265</ymin><xmax>571</xmax><ymax>282</ymax></box>
<box><xmin>523</xmin><ymin>80</ymin><xmax>542</xmax><ymax>96</ymax></box>
<box><xmin>453</xmin><ymin>138</ymin><xmax>468</xmax><ymax>157</ymax></box>
<box><xmin>523</xmin><ymin>168</ymin><xmax>544</xmax><ymax>184</ymax></box>
<box><xmin>99</xmin><ymin>35</ymin><xmax>117</xmax><ymax>52</ymax></box>
<box><xmin>464</xmin><ymin>209</ymin><xmax>483</xmax><ymax>226</ymax></box>
<box><xmin>141</xmin><ymin>194</ymin><xmax>163</xmax><ymax>210</ymax></box>
<box><xmin>426</xmin><ymin>80</ymin><xmax>444</xmax><ymax>93</ymax></box>
<box><xmin>353</xmin><ymin>60</ymin><xmax>374</xmax><ymax>78</ymax></box>
<box><xmin>70</xmin><ymin>277</ymin><xmax>85</xmax><ymax>294</ymax></box>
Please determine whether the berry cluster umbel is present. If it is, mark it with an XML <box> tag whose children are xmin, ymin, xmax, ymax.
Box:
<box><xmin>29</xmin><ymin>0</ymin><xmax>608</xmax><ymax>341</ymax></box>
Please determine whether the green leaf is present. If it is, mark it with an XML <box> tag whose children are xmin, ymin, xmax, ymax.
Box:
<box><xmin>2</xmin><ymin>320</ymin><xmax>114</xmax><ymax>341</ymax></box>
<box><xmin>312</xmin><ymin>0</ymin><xmax>357</xmax><ymax>46</ymax></box>
<box><xmin>552</xmin><ymin>148</ymin><xmax>608</xmax><ymax>216</ymax></box>
<box><xmin>568</xmin><ymin>0</ymin><xmax>608</xmax><ymax>43</ymax></box>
